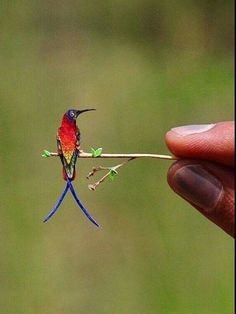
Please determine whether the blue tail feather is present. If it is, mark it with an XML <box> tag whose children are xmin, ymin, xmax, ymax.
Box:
<box><xmin>43</xmin><ymin>183</ymin><xmax>69</xmax><ymax>223</ymax></box>
<box><xmin>67</xmin><ymin>179</ymin><xmax>100</xmax><ymax>227</ymax></box>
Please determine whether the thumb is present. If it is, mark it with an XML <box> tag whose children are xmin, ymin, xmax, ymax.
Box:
<box><xmin>165</xmin><ymin>121</ymin><xmax>234</xmax><ymax>167</ymax></box>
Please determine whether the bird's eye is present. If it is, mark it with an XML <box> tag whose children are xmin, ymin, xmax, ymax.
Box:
<box><xmin>70</xmin><ymin>111</ymin><xmax>75</xmax><ymax>117</ymax></box>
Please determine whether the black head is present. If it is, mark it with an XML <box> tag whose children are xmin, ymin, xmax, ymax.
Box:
<box><xmin>66</xmin><ymin>108</ymin><xmax>96</xmax><ymax>120</ymax></box>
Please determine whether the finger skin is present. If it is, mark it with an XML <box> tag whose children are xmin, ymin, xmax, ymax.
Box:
<box><xmin>167</xmin><ymin>160</ymin><xmax>235</xmax><ymax>237</ymax></box>
<box><xmin>165</xmin><ymin>121</ymin><xmax>235</xmax><ymax>167</ymax></box>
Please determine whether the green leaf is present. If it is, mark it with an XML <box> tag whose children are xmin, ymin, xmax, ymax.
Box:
<box><xmin>109</xmin><ymin>169</ymin><xmax>118</xmax><ymax>181</ymax></box>
<box><xmin>42</xmin><ymin>150</ymin><xmax>51</xmax><ymax>158</ymax></box>
<box><xmin>95</xmin><ymin>147</ymin><xmax>103</xmax><ymax>157</ymax></box>
<box><xmin>91</xmin><ymin>148</ymin><xmax>96</xmax><ymax>157</ymax></box>
<box><xmin>91</xmin><ymin>147</ymin><xmax>103</xmax><ymax>157</ymax></box>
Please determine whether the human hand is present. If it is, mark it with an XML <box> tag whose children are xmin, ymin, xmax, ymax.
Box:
<box><xmin>165</xmin><ymin>121</ymin><xmax>234</xmax><ymax>237</ymax></box>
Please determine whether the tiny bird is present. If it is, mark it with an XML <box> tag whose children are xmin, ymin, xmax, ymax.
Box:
<box><xmin>43</xmin><ymin>109</ymin><xmax>99</xmax><ymax>227</ymax></box>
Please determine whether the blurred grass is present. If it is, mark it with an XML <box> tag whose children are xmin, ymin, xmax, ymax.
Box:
<box><xmin>0</xmin><ymin>1</ymin><xmax>234</xmax><ymax>314</ymax></box>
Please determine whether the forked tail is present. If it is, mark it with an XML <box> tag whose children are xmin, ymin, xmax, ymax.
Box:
<box><xmin>43</xmin><ymin>184</ymin><xmax>69</xmax><ymax>223</ymax></box>
<box><xmin>43</xmin><ymin>179</ymin><xmax>99</xmax><ymax>227</ymax></box>
<box><xmin>66</xmin><ymin>179</ymin><xmax>100</xmax><ymax>227</ymax></box>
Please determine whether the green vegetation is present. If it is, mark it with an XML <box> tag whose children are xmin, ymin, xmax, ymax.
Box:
<box><xmin>0</xmin><ymin>1</ymin><xmax>234</xmax><ymax>313</ymax></box>
<box><xmin>91</xmin><ymin>147</ymin><xmax>103</xmax><ymax>158</ymax></box>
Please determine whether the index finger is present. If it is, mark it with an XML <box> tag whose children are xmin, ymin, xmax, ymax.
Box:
<box><xmin>165</xmin><ymin>121</ymin><xmax>235</xmax><ymax>167</ymax></box>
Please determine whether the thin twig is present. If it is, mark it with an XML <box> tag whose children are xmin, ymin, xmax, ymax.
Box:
<box><xmin>88</xmin><ymin>158</ymin><xmax>135</xmax><ymax>190</ymax></box>
<box><xmin>44</xmin><ymin>151</ymin><xmax>177</xmax><ymax>160</ymax></box>
<box><xmin>86</xmin><ymin>166</ymin><xmax>112</xmax><ymax>179</ymax></box>
<box><xmin>42</xmin><ymin>150</ymin><xmax>177</xmax><ymax>191</ymax></box>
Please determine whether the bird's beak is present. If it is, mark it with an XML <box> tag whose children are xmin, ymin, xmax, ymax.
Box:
<box><xmin>76</xmin><ymin>109</ymin><xmax>96</xmax><ymax>117</ymax></box>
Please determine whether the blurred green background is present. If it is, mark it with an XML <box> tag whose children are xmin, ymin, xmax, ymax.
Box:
<box><xmin>0</xmin><ymin>1</ymin><xmax>234</xmax><ymax>313</ymax></box>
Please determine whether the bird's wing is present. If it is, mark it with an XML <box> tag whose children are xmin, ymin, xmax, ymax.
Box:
<box><xmin>57</xmin><ymin>132</ymin><xmax>78</xmax><ymax>180</ymax></box>
<box><xmin>57</xmin><ymin>133</ymin><xmax>62</xmax><ymax>155</ymax></box>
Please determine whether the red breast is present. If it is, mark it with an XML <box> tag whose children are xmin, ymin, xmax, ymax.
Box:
<box><xmin>58</xmin><ymin>114</ymin><xmax>79</xmax><ymax>163</ymax></box>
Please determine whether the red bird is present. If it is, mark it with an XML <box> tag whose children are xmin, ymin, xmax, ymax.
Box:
<box><xmin>43</xmin><ymin>109</ymin><xmax>99</xmax><ymax>227</ymax></box>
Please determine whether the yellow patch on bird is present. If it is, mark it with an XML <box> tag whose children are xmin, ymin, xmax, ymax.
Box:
<box><xmin>63</xmin><ymin>150</ymin><xmax>73</xmax><ymax>164</ymax></box>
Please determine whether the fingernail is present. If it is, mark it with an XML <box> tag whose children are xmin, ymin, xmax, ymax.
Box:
<box><xmin>171</xmin><ymin>124</ymin><xmax>215</xmax><ymax>136</ymax></box>
<box><xmin>172</xmin><ymin>164</ymin><xmax>223</xmax><ymax>212</ymax></box>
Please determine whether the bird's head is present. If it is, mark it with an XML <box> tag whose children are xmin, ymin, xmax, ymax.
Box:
<box><xmin>66</xmin><ymin>108</ymin><xmax>96</xmax><ymax>121</ymax></box>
